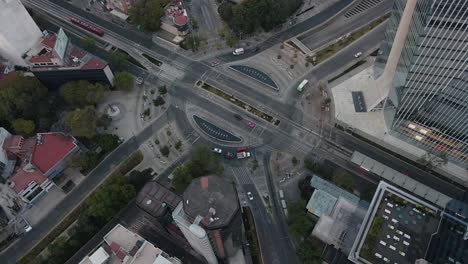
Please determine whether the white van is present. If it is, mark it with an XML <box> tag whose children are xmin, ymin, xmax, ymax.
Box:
<box><xmin>233</xmin><ymin>48</ymin><xmax>245</xmax><ymax>55</ymax></box>
<box><xmin>297</xmin><ymin>79</ymin><xmax>308</xmax><ymax>92</ymax></box>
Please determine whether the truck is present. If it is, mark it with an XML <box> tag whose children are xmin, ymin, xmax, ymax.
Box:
<box><xmin>232</xmin><ymin>48</ymin><xmax>245</xmax><ymax>55</ymax></box>
<box><xmin>237</xmin><ymin>151</ymin><xmax>251</xmax><ymax>159</ymax></box>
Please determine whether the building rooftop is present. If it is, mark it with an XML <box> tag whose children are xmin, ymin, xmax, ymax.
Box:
<box><xmin>9</xmin><ymin>166</ymin><xmax>47</xmax><ymax>193</ymax></box>
<box><xmin>349</xmin><ymin>182</ymin><xmax>445</xmax><ymax>264</ymax></box>
<box><xmin>31</xmin><ymin>133</ymin><xmax>77</xmax><ymax>174</ymax></box>
<box><xmin>164</xmin><ymin>1</ymin><xmax>188</xmax><ymax>26</ymax></box>
<box><xmin>79</xmin><ymin>224</ymin><xmax>181</xmax><ymax>264</ymax></box>
<box><xmin>136</xmin><ymin>181</ymin><xmax>181</xmax><ymax>217</ymax></box>
<box><xmin>182</xmin><ymin>175</ymin><xmax>239</xmax><ymax>229</ymax></box>
<box><xmin>24</xmin><ymin>29</ymin><xmax>108</xmax><ymax>71</ymax></box>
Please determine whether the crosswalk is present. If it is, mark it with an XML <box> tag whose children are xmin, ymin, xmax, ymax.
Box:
<box><xmin>230</xmin><ymin>167</ymin><xmax>254</xmax><ymax>186</ymax></box>
<box><xmin>344</xmin><ymin>0</ymin><xmax>384</xmax><ymax>18</ymax></box>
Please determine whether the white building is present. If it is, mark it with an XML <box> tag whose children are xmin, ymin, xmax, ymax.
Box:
<box><xmin>0</xmin><ymin>0</ymin><xmax>42</xmax><ymax>65</ymax></box>
<box><xmin>79</xmin><ymin>224</ymin><xmax>182</xmax><ymax>264</ymax></box>
<box><xmin>0</xmin><ymin>128</ymin><xmax>14</xmax><ymax>179</ymax></box>
<box><xmin>172</xmin><ymin>202</ymin><xmax>218</xmax><ymax>264</ymax></box>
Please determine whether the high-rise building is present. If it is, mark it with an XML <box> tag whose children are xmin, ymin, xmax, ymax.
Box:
<box><xmin>376</xmin><ymin>0</ymin><xmax>467</xmax><ymax>165</ymax></box>
<box><xmin>0</xmin><ymin>0</ymin><xmax>42</xmax><ymax>66</ymax></box>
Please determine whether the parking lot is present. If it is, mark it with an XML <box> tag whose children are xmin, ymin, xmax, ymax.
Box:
<box><xmin>368</xmin><ymin>192</ymin><xmax>440</xmax><ymax>264</ymax></box>
<box><xmin>193</xmin><ymin>115</ymin><xmax>241</xmax><ymax>142</ymax></box>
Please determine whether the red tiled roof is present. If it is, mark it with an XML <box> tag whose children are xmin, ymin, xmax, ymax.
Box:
<box><xmin>31</xmin><ymin>133</ymin><xmax>77</xmax><ymax>174</ymax></box>
<box><xmin>70</xmin><ymin>48</ymin><xmax>86</xmax><ymax>59</ymax></box>
<box><xmin>30</xmin><ymin>52</ymin><xmax>54</xmax><ymax>63</ymax></box>
<box><xmin>41</xmin><ymin>34</ymin><xmax>57</xmax><ymax>49</ymax></box>
<box><xmin>81</xmin><ymin>58</ymin><xmax>106</xmax><ymax>70</ymax></box>
<box><xmin>10</xmin><ymin>167</ymin><xmax>47</xmax><ymax>193</ymax></box>
<box><xmin>110</xmin><ymin>241</ymin><xmax>121</xmax><ymax>253</ymax></box>
<box><xmin>3</xmin><ymin>136</ymin><xmax>23</xmax><ymax>150</ymax></box>
<box><xmin>174</xmin><ymin>15</ymin><xmax>187</xmax><ymax>26</ymax></box>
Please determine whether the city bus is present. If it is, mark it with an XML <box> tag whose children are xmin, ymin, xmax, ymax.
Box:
<box><xmin>297</xmin><ymin>79</ymin><xmax>308</xmax><ymax>92</ymax></box>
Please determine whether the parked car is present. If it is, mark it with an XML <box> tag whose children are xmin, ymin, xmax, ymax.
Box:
<box><xmin>246</xmin><ymin>121</ymin><xmax>256</xmax><ymax>128</ymax></box>
<box><xmin>212</xmin><ymin>147</ymin><xmax>222</xmax><ymax>154</ymax></box>
<box><xmin>253</xmin><ymin>47</ymin><xmax>260</xmax><ymax>52</ymax></box>
<box><xmin>234</xmin><ymin>114</ymin><xmax>242</xmax><ymax>121</ymax></box>
<box><xmin>237</xmin><ymin>147</ymin><xmax>247</xmax><ymax>152</ymax></box>
<box><xmin>237</xmin><ymin>151</ymin><xmax>251</xmax><ymax>159</ymax></box>
<box><xmin>233</xmin><ymin>48</ymin><xmax>245</xmax><ymax>55</ymax></box>
<box><xmin>247</xmin><ymin>192</ymin><xmax>254</xmax><ymax>200</ymax></box>
<box><xmin>210</xmin><ymin>60</ymin><xmax>220</xmax><ymax>67</ymax></box>
<box><xmin>354</xmin><ymin>52</ymin><xmax>363</xmax><ymax>58</ymax></box>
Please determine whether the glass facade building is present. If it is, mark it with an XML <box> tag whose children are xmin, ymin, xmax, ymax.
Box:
<box><xmin>376</xmin><ymin>0</ymin><xmax>468</xmax><ymax>166</ymax></box>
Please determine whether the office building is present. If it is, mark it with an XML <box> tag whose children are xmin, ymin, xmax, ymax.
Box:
<box><xmin>0</xmin><ymin>0</ymin><xmax>42</xmax><ymax>66</ymax></box>
<box><xmin>374</xmin><ymin>0</ymin><xmax>468</xmax><ymax>166</ymax></box>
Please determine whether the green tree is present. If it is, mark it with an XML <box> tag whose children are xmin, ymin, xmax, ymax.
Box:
<box><xmin>129</xmin><ymin>0</ymin><xmax>169</xmax><ymax>32</ymax></box>
<box><xmin>113</xmin><ymin>72</ymin><xmax>134</xmax><ymax>91</ymax></box>
<box><xmin>128</xmin><ymin>168</ymin><xmax>154</xmax><ymax>191</ymax></box>
<box><xmin>12</xmin><ymin>119</ymin><xmax>35</xmax><ymax>135</ymax></box>
<box><xmin>158</xmin><ymin>85</ymin><xmax>167</xmax><ymax>95</ymax></box>
<box><xmin>332</xmin><ymin>169</ymin><xmax>354</xmax><ymax>191</ymax></box>
<box><xmin>65</xmin><ymin>106</ymin><xmax>97</xmax><ymax>138</ymax></box>
<box><xmin>160</xmin><ymin>145</ymin><xmax>170</xmax><ymax>157</ymax></box>
<box><xmin>189</xmin><ymin>145</ymin><xmax>223</xmax><ymax>178</ymax></box>
<box><xmin>97</xmin><ymin>113</ymin><xmax>112</xmax><ymax>129</ymax></box>
<box><xmin>292</xmin><ymin>156</ymin><xmax>298</xmax><ymax>166</ymax></box>
<box><xmin>95</xmin><ymin>134</ymin><xmax>120</xmax><ymax>152</ymax></box>
<box><xmin>288</xmin><ymin>200</ymin><xmax>314</xmax><ymax>239</ymax></box>
<box><xmin>80</xmin><ymin>37</ymin><xmax>96</xmax><ymax>51</ymax></box>
<box><xmin>106</xmin><ymin>50</ymin><xmax>129</xmax><ymax>71</ymax></box>
<box><xmin>172</xmin><ymin>165</ymin><xmax>192</xmax><ymax>192</ymax></box>
<box><xmin>297</xmin><ymin>238</ymin><xmax>322</xmax><ymax>264</ymax></box>
<box><xmin>225</xmin><ymin>35</ymin><xmax>238</xmax><ymax>47</ymax></box>
<box><xmin>298</xmin><ymin>175</ymin><xmax>313</xmax><ymax>200</ymax></box>
<box><xmin>60</xmin><ymin>81</ymin><xmax>109</xmax><ymax>107</ymax></box>
<box><xmin>85</xmin><ymin>174</ymin><xmax>135</xmax><ymax>222</ymax></box>
<box><xmin>153</xmin><ymin>96</ymin><xmax>165</xmax><ymax>106</ymax></box>
<box><xmin>175</xmin><ymin>140</ymin><xmax>182</xmax><ymax>150</ymax></box>
<box><xmin>0</xmin><ymin>75</ymin><xmax>48</xmax><ymax>125</ymax></box>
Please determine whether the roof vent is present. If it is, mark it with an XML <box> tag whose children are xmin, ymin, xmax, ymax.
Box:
<box><xmin>7</xmin><ymin>180</ymin><xmax>15</xmax><ymax>188</ymax></box>
<box><xmin>72</xmin><ymin>57</ymin><xmax>79</xmax><ymax>63</ymax></box>
<box><xmin>146</xmin><ymin>199</ymin><xmax>152</xmax><ymax>205</ymax></box>
<box><xmin>209</xmin><ymin>207</ymin><xmax>216</xmax><ymax>216</ymax></box>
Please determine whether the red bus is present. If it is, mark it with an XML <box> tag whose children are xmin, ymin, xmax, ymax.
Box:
<box><xmin>70</xmin><ymin>17</ymin><xmax>104</xmax><ymax>37</ymax></box>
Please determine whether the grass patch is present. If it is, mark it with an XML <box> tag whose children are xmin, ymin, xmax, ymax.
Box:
<box><xmin>115</xmin><ymin>48</ymin><xmax>145</xmax><ymax>69</ymax></box>
<box><xmin>18</xmin><ymin>151</ymin><xmax>143</xmax><ymax>264</ymax></box>
<box><xmin>142</xmin><ymin>53</ymin><xmax>163</xmax><ymax>66</ymax></box>
<box><xmin>328</xmin><ymin>60</ymin><xmax>366</xmax><ymax>83</ymax></box>
<box><xmin>200</xmin><ymin>82</ymin><xmax>277</xmax><ymax>124</ymax></box>
<box><xmin>308</xmin><ymin>14</ymin><xmax>389</xmax><ymax>65</ymax></box>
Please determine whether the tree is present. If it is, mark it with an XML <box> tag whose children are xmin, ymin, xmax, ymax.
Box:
<box><xmin>153</xmin><ymin>96</ymin><xmax>165</xmax><ymax>106</ymax></box>
<box><xmin>297</xmin><ymin>238</ymin><xmax>322</xmax><ymax>264</ymax></box>
<box><xmin>172</xmin><ymin>165</ymin><xmax>192</xmax><ymax>192</ymax></box>
<box><xmin>298</xmin><ymin>175</ymin><xmax>313</xmax><ymax>200</ymax></box>
<box><xmin>95</xmin><ymin>134</ymin><xmax>120</xmax><ymax>152</ymax></box>
<box><xmin>292</xmin><ymin>156</ymin><xmax>298</xmax><ymax>166</ymax></box>
<box><xmin>12</xmin><ymin>119</ymin><xmax>35</xmax><ymax>135</ymax></box>
<box><xmin>128</xmin><ymin>168</ymin><xmax>154</xmax><ymax>191</ymax></box>
<box><xmin>158</xmin><ymin>85</ymin><xmax>167</xmax><ymax>95</ymax></box>
<box><xmin>128</xmin><ymin>0</ymin><xmax>169</xmax><ymax>32</ymax></box>
<box><xmin>189</xmin><ymin>145</ymin><xmax>223</xmax><ymax>178</ymax></box>
<box><xmin>80</xmin><ymin>37</ymin><xmax>96</xmax><ymax>51</ymax></box>
<box><xmin>97</xmin><ymin>114</ymin><xmax>112</xmax><ymax>130</ymax></box>
<box><xmin>332</xmin><ymin>169</ymin><xmax>354</xmax><ymax>191</ymax></box>
<box><xmin>160</xmin><ymin>145</ymin><xmax>170</xmax><ymax>157</ymax></box>
<box><xmin>225</xmin><ymin>35</ymin><xmax>238</xmax><ymax>47</ymax></box>
<box><xmin>0</xmin><ymin>75</ymin><xmax>48</xmax><ymax>126</ymax></box>
<box><xmin>65</xmin><ymin>106</ymin><xmax>97</xmax><ymax>138</ymax></box>
<box><xmin>175</xmin><ymin>140</ymin><xmax>182</xmax><ymax>150</ymax></box>
<box><xmin>106</xmin><ymin>50</ymin><xmax>129</xmax><ymax>71</ymax></box>
<box><xmin>288</xmin><ymin>200</ymin><xmax>314</xmax><ymax>239</ymax></box>
<box><xmin>113</xmin><ymin>72</ymin><xmax>134</xmax><ymax>91</ymax></box>
<box><xmin>60</xmin><ymin>81</ymin><xmax>109</xmax><ymax>107</ymax></box>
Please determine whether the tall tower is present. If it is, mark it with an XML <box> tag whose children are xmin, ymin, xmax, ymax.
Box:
<box><xmin>0</xmin><ymin>0</ymin><xmax>42</xmax><ymax>65</ymax></box>
<box><xmin>376</xmin><ymin>0</ymin><xmax>468</xmax><ymax>165</ymax></box>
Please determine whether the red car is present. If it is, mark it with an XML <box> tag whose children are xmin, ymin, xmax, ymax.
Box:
<box><xmin>246</xmin><ymin>121</ymin><xmax>256</xmax><ymax>128</ymax></box>
<box><xmin>237</xmin><ymin>147</ymin><xmax>247</xmax><ymax>152</ymax></box>
<box><xmin>210</xmin><ymin>60</ymin><xmax>220</xmax><ymax>67</ymax></box>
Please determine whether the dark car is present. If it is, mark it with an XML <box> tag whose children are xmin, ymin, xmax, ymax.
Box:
<box><xmin>237</xmin><ymin>147</ymin><xmax>248</xmax><ymax>152</ymax></box>
<box><xmin>234</xmin><ymin>114</ymin><xmax>242</xmax><ymax>121</ymax></box>
<box><xmin>224</xmin><ymin>152</ymin><xmax>235</xmax><ymax>159</ymax></box>
<box><xmin>253</xmin><ymin>47</ymin><xmax>260</xmax><ymax>52</ymax></box>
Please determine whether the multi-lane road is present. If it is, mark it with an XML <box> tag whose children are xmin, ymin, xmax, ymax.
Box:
<box><xmin>9</xmin><ymin>0</ymin><xmax>467</xmax><ymax>263</ymax></box>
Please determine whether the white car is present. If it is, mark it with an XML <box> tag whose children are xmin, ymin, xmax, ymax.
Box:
<box><xmin>247</xmin><ymin>192</ymin><xmax>254</xmax><ymax>201</ymax></box>
<box><xmin>354</xmin><ymin>52</ymin><xmax>362</xmax><ymax>58</ymax></box>
<box><xmin>211</xmin><ymin>147</ymin><xmax>222</xmax><ymax>154</ymax></box>
<box><xmin>24</xmin><ymin>225</ymin><xmax>32</xmax><ymax>232</ymax></box>
<box><xmin>136</xmin><ymin>76</ymin><xmax>144</xmax><ymax>85</ymax></box>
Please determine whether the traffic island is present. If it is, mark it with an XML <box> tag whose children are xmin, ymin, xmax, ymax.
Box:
<box><xmin>198</xmin><ymin>81</ymin><xmax>280</xmax><ymax>126</ymax></box>
<box><xmin>193</xmin><ymin>115</ymin><xmax>242</xmax><ymax>142</ymax></box>
<box><xmin>229</xmin><ymin>65</ymin><xmax>279</xmax><ymax>90</ymax></box>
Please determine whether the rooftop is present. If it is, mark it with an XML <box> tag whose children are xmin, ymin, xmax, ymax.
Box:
<box><xmin>31</xmin><ymin>133</ymin><xmax>77</xmax><ymax>174</ymax></box>
<box><xmin>164</xmin><ymin>1</ymin><xmax>188</xmax><ymax>26</ymax></box>
<box><xmin>183</xmin><ymin>175</ymin><xmax>239</xmax><ymax>229</ymax></box>
<box><xmin>9</xmin><ymin>166</ymin><xmax>47</xmax><ymax>193</ymax></box>
<box><xmin>349</xmin><ymin>182</ymin><xmax>443</xmax><ymax>264</ymax></box>
<box><xmin>136</xmin><ymin>181</ymin><xmax>181</xmax><ymax>217</ymax></box>
<box><xmin>80</xmin><ymin>224</ymin><xmax>181</xmax><ymax>264</ymax></box>
<box><xmin>25</xmin><ymin>30</ymin><xmax>108</xmax><ymax>71</ymax></box>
